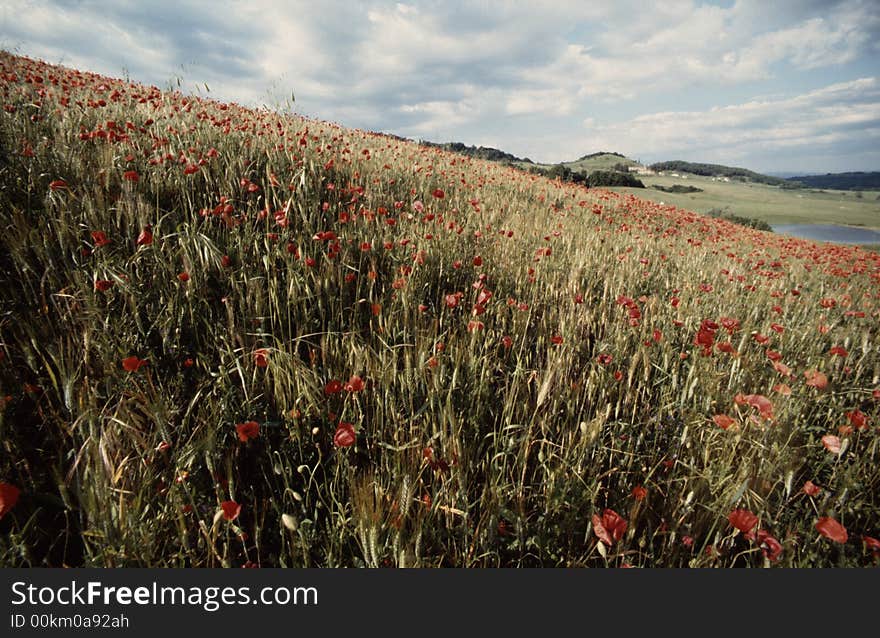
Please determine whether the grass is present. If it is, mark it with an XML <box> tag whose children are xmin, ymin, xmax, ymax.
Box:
<box><xmin>1</xmin><ymin>51</ymin><xmax>879</xmax><ymax>568</ymax></box>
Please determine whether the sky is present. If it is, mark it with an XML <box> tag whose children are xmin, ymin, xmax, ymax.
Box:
<box><xmin>2</xmin><ymin>0</ymin><xmax>879</xmax><ymax>173</ymax></box>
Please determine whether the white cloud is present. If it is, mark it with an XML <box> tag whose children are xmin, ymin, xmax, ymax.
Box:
<box><xmin>740</xmin><ymin>16</ymin><xmax>867</xmax><ymax>71</ymax></box>
<box><xmin>1</xmin><ymin>0</ymin><xmax>878</xmax><ymax>169</ymax></box>
<box><xmin>576</xmin><ymin>78</ymin><xmax>880</xmax><ymax>166</ymax></box>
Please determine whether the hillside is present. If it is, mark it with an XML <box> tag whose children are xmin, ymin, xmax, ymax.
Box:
<box><xmin>787</xmin><ymin>172</ymin><xmax>880</xmax><ymax>191</ymax></box>
<box><xmin>649</xmin><ymin>160</ymin><xmax>794</xmax><ymax>187</ymax></box>
<box><xmin>422</xmin><ymin>144</ymin><xmax>637</xmax><ymax>173</ymax></box>
<box><xmin>517</xmin><ymin>153</ymin><xmax>643</xmax><ymax>188</ymax></box>
<box><xmin>559</xmin><ymin>152</ymin><xmax>639</xmax><ymax>172</ymax></box>
<box><xmin>419</xmin><ymin>140</ymin><xmax>534</xmax><ymax>164</ymax></box>
<box><xmin>1</xmin><ymin>51</ymin><xmax>879</xmax><ymax>568</ymax></box>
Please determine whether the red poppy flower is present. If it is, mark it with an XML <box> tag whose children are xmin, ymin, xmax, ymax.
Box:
<box><xmin>253</xmin><ymin>349</ymin><xmax>269</xmax><ymax>368</ymax></box>
<box><xmin>728</xmin><ymin>508</ymin><xmax>759</xmax><ymax>533</ymax></box>
<box><xmin>551</xmin><ymin>335</ymin><xmax>564</xmax><ymax>345</ymax></box>
<box><xmin>94</xmin><ymin>279</ymin><xmax>114</xmax><ymax>291</ymax></box>
<box><xmin>712</xmin><ymin>414</ymin><xmax>737</xmax><ymax>430</ymax></box>
<box><xmin>592</xmin><ymin>508</ymin><xmax>627</xmax><ymax>545</ymax></box>
<box><xmin>804</xmin><ymin>369</ymin><xmax>828</xmax><ymax>390</ymax></box>
<box><xmin>734</xmin><ymin>394</ymin><xmax>774</xmax><ymax>420</ymax></box>
<box><xmin>501</xmin><ymin>335</ymin><xmax>513</xmax><ymax>349</ymax></box>
<box><xmin>592</xmin><ymin>515</ymin><xmax>613</xmax><ymax>546</ymax></box>
<box><xmin>694</xmin><ymin>328</ymin><xmax>715</xmax><ymax>352</ymax></box>
<box><xmin>467</xmin><ymin>320</ymin><xmax>484</xmax><ymax>332</ymax></box>
<box><xmin>802</xmin><ymin>481</ymin><xmax>821</xmax><ymax>497</ymax></box>
<box><xmin>344</xmin><ymin>375</ymin><xmax>364</xmax><ymax>392</ymax></box>
<box><xmin>816</xmin><ymin>517</ymin><xmax>847</xmax><ymax>543</ymax></box>
<box><xmin>597</xmin><ymin>354</ymin><xmax>613</xmax><ymax>366</ymax></box>
<box><xmin>772</xmin><ymin>361</ymin><xmax>792</xmax><ymax>376</ymax></box>
<box><xmin>720</xmin><ymin>317</ymin><xmax>740</xmax><ymax>333</ymax></box>
<box><xmin>136</xmin><ymin>225</ymin><xmax>153</xmax><ymax>246</ymax></box>
<box><xmin>0</xmin><ymin>482</ymin><xmax>20</xmax><ymax>519</ymax></box>
<box><xmin>432</xmin><ymin>188</ymin><xmax>444</xmax><ymax>199</ymax></box>
<box><xmin>829</xmin><ymin>346</ymin><xmax>848</xmax><ymax>357</ymax></box>
<box><xmin>123</xmin><ymin>170</ymin><xmax>139</xmax><ymax>183</ymax></box>
<box><xmin>49</xmin><ymin>179</ymin><xmax>68</xmax><ymax>191</ymax></box>
<box><xmin>177</xmin><ymin>272</ymin><xmax>189</xmax><ymax>282</ymax></box>
<box><xmin>846</xmin><ymin>410</ymin><xmax>868</xmax><ymax>430</ymax></box>
<box><xmin>716</xmin><ymin>341</ymin><xmax>735</xmax><ymax>354</ymax></box>
<box><xmin>324</xmin><ymin>379</ymin><xmax>343</xmax><ymax>395</ymax></box>
<box><xmin>862</xmin><ymin>536</ymin><xmax>880</xmax><ymax>553</ymax></box>
<box><xmin>773</xmin><ymin>383</ymin><xmax>792</xmax><ymax>395</ymax></box>
<box><xmin>220</xmin><ymin>500</ymin><xmax>241</xmax><ymax>521</ymax></box>
<box><xmin>235</xmin><ymin>421</ymin><xmax>260</xmax><ymax>442</ymax></box>
<box><xmin>121</xmin><ymin>356</ymin><xmax>147</xmax><ymax>372</ymax></box>
<box><xmin>631</xmin><ymin>486</ymin><xmax>647</xmax><ymax>501</ymax></box>
<box><xmin>91</xmin><ymin>231</ymin><xmax>111</xmax><ymax>247</ymax></box>
<box><xmin>821</xmin><ymin>434</ymin><xmax>841</xmax><ymax>454</ymax></box>
<box><xmin>755</xmin><ymin>529</ymin><xmax>783</xmax><ymax>562</ymax></box>
<box><xmin>333</xmin><ymin>422</ymin><xmax>356</xmax><ymax>447</ymax></box>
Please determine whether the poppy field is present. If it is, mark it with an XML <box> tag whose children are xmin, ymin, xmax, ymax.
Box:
<box><xmin>1</xmin><ymin>51</ymin><xmax>878</xmax><ymax>567</ymax></box>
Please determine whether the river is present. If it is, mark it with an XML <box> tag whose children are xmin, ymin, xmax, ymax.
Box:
<box><xmin>772</xmin><ymin>224</ymin><xmax>880</xmax><ymax>245</ymax></box>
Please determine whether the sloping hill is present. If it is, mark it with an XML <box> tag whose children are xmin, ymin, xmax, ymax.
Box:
<box><xmin>561</xmin><ymin>151</ymin><xmax>639</xmax><ymax>172</ymax></box>
<box><xmin>1</xmin><ymin>51</ymin><xmax>878</xmax><ymax>568</ymax></box>
<box><xmin>650</xmin><ymin>160</ymin><xmax>794</xmax><ymax>186</ymax></box>
<box><xmin>786</xmin><ymin>172</ymin><xmax>880</xmax><ymax>190</ymax></box>
<box><xmin>419</xmin><ymin>140</ymin><xmax>534</xmax><ymax>164</ymax></box>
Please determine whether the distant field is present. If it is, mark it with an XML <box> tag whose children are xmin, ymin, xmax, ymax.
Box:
<box><xmin>608</xmin><ymin>173</ymin><xmax>880</xmax><ymax>229</ymax></box>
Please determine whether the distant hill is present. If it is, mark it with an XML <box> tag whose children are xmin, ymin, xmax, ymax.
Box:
<box><xmin>419</xmin><ymin>140</ymin><xmax>533</xmax><ymax>164</ymax></box>
<box><xmin>649</xmin><ymin>160</ymin><xmax>794</xmax><ymax>187</ymax></box>
<box><xmin>522</xmin><ymin>163</ymin><xmax>644</xmax><ymax>188</ymax></box>
<box><xmin>577</xmin><ymin>151</ymin><xmax>627</xmax><ymax>160</ymax></box>
<box><xmin>419</xmin><ymin>142</ymin><xmax>643</xmax><ymax>187</ymax></box>
<box><xmin>785</xmin><ymin>172</ymin><xmax>880</xmax><ymax>191</ymax></box>
<box><xmin>560</xmin><ymin>153</ymin><xmax>639</xmax><ymax>173</ymax></box>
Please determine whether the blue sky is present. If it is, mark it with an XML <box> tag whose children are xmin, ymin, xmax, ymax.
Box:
<box><xmin>2</xmin><ymin>0</ymin><xmax>878</xmax><ymax>172</ymax></box>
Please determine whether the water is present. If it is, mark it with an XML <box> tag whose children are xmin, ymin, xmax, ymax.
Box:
<box><xmin>773</xmin><ymin>224</ymin><xmax>880</xmax><ymax>245</ymax></box>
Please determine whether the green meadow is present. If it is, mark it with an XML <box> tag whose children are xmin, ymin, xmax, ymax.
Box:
<box><xmin>617</xmin><ymin>173</ymin><xmax>880</xmax><ymax>229</ymax></box>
